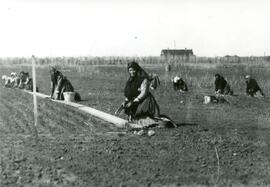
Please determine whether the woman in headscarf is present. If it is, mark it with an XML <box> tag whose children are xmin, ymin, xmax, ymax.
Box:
<box><xmin>122</xmin><ymin>61</ymin><xmax>176</xmax><ymax>128</ymax></box>
<box><xmin>17</xmin><ymin>71</ymin><xmax>38</xmax><ymax>91</ymax></box>
<box><xmin>2</xmin><ymin>75</ymin><xmax>12</xmax><ymax>88</ymax></box>
<box><xmin>18</xmin><ymin>71</ymin><xmax>30</xmax><ymax>89</ymax></box>
<box><xmin>214</xmin><ymin>73</ymin><xmax>233</xmax><ymax>95</ymax></box>
<box><xmin>50</xmin><ymin>67</ymin><xmax>80</xmax><ymax>101</ymax></box>
<box><xmin>50</xmin><ymin>67</ymin><xmax>64</xmax><ymax>99</ymax></box>
<box><xmin>148</xmin><ymin>73</ymin><xmax>160</xmax><ymax>90</ymax></box>
<box><xmin>172</xmin><ymin>76</ymin><xmax>188</xmax><ymax>92</ymax></box>
<box><xmin>10</xmin><ymin>72</ymin><xmax>20</xmax><ymax>88</ymax></box>
<box><xmin>245</xmin><ymin>75</ymin><xmax>265</xmax><ymax>97</ymax></box>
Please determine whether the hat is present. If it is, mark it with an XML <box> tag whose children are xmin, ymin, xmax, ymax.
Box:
<box><xmin>245</xmin><ymin>75</ymin><xmax>251</xmax><ymax>79</ymax></box>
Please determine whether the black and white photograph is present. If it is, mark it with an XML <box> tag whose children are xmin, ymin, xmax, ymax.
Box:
<box><xmin>0</xmin><ymin>0</ymin><xmax>270</xmax><ymax>186</ymax></box>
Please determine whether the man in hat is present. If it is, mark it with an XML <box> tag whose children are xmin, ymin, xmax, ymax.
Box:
<box><xmin>245</xmin><ymin>75</ymin><xmax>265</xmax><ymax>97</ymax></box>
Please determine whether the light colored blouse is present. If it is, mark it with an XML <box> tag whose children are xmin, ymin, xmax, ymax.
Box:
<box><xmin>125</xmin><ymin>78</ymin><xmax>150</xmax><ymax>102</ymax></box>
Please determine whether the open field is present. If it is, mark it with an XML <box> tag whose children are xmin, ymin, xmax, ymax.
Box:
<box><xmin>1</xmin><ymin>62</ymin><xmax>270</xmax><ymax>186</ymax></box>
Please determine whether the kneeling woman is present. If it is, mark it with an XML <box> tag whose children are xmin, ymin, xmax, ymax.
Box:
<box><xmin>50</xmin><ymin>67</ymin><xmax>80</xmax><ymax>101</ymax></box>
<box><xmin>123</xmin><ymin>61</ymin><xmax>176</xmax><ymax>128</ymax></box>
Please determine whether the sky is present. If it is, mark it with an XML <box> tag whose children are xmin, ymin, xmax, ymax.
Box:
<box><xmin>0</xmin><ymin>0</ymin><xmax>269</xmax><ymax>57</ymax></box>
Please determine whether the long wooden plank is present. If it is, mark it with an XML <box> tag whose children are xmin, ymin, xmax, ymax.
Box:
<box><xmin>25</xmin><ymin>91</ymin><xmax>128</xmax><ymax>128</ymax></box>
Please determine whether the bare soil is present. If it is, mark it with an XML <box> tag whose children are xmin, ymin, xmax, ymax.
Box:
<box><xmin>1</xmin><ymin>65</ymin><xmax>270</xmax><ymax>186</ymax></box>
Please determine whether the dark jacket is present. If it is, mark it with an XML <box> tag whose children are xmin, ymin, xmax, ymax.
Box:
<box><xmin>173</xmin><ymin>78</ymin><xmax>188</xmax><ymax>91</ymax></box>
<box><xmin>50</xmin><ymin>70</ymin><xmax>64</xmax><ymax>99</ymax></box>
<box><xmin>124</xmin><ymin>62</ymin><xmax>160</xmax><ymax>119</ymax></box>
<box><xmin>246</xmin><ymin>78</ymin><xmax>264</xmax><ymax>96</ymax></box>
<box><xmin>215</xmin><ymin>76</ymin><xmax>227</xmax><ymax>93</ymax></box>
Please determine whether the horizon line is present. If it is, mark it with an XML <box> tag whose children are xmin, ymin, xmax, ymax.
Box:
<box><xmin>0</xmin><ymin>54</ymin><xmax>269</xmax><ymax>59</ymax></box>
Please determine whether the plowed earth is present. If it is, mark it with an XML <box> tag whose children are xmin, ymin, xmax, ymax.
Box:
<box><xmin>0</xmin><ymin>65</ymin><xmax>270</xmax><ymax>186</ymax></box>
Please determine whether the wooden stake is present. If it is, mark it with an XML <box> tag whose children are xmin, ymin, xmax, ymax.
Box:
<box><xmin>32</xmin><ymin>55</ymin><xmax>38</xmax><ymax>140</ymax></box>
<box><xmin>214</xmin><ymin>146</ymin><xmax>220</xmax><ymax>183</ymax></box>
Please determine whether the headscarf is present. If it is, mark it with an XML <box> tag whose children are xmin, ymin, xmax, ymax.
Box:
<box><xmin>50</xmin><ymin>67</ymin><xmax>63</xmax><ymax>84</ymax></box>
<box><xmin>125</xmin><ymin>61</ymin><xmax>150</xmax><ymax>100</ymax></box>
<box><xmin>173</xmin><ymin>76</ymin><xmax>180</xmax><ymax>83</ymax></box>
<box><xmin>11</xmin><ymin>72</ymin><xmax>17</xmax><ymax>77</ymax></box>
<box><xmin>50</xmin><ymin>67</ymin><xmax>55</xmax><ymax>72</ymax></box>
<box><xmin>245</xmin><ymin>75</ymin><xmax>251</xmax><ymax>79</ymax></box>
<box><xmin>215</xmin><ymin>73</ymin><xmax>221</xmax><ymax>78</ymax></box>
<box><xmin>127</xmin><ymin>61</ymin><xmax>150</xmax><ymax>80</ymax></box>
<box><xmin>215</xmin><ymin>73</ymin><xmax>226</xmax><ymax>82</ymax></box>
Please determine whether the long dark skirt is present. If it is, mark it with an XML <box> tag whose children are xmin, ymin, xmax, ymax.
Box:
<box><xmin>53</xmin><ymin>79</ymin><xmax>74</xmax><ymax>100</ymax></box>
<box><xmin>223</xmin><ymin>83</ymin><xmax>233</xmax><ymax>95</ymax></box>
<box><xmin>125</xmin><ymin>94</ymin><xmax>177</xmax><ymax>128</ymax></box>
<box><xmin>125</xmin><ymin>93</ymin><xmax>160</xmax><ymax>120</ymax></box>
<box><xmin>58</xmin><ymin>79</ymin><xmax>74</xmax><ymax>100</ymax></box>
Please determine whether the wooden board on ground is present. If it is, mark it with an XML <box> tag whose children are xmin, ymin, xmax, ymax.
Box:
<box><xmin>25</xmin><ymin>91</ymin><xmax>128</xmax><ymax>128</ymax></box>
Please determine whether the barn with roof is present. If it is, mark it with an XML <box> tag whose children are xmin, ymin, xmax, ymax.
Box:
<box><xmin>161</xmin><ymin>49</ymin><xmax>194</xmax><ymax>58</ymax></box>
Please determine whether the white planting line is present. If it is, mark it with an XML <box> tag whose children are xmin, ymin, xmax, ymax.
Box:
<box><xmin>25</xmin><ymin>91</ymin><xmax>128</xmax><ymax>128</ymax></box>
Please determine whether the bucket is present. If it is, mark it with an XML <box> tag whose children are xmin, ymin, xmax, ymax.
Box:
<box><xmin>204</xmin><ymin>96</ymin><xmax>211</xmax><ymax>104</ymax></box>
<box><xmin>63</xmin><ymin>92</ymin><xmax>75</xmax><ymax>102</ymax></box>
<box><xmin>204</xmin><ymin>95</ymin><xmax>219</xmax><ymax>104</ymax></box>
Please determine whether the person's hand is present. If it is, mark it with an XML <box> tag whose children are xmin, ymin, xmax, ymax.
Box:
<box><xmin>121</xmin><ymin>101</ymin><xmax>126</xmax><ymax>107</ymax></box>
<box><xmin>215</xmin><ymin>90</ymin><xmax>221</xmax><ymax>94</ymax></box>
<box><xmin>133</xmin><ymin>98</ymin><xmax>140</xmax><ymax>103</ymax></box>
<box><xmin>126</xmin><ymin>101</ymin><xmax>133</xmax><ymax>108</ymax></box>
<box><xmin>121</xmin><ymin>100</ymin><xmax>129</xmax><ymax>107</ymax></box>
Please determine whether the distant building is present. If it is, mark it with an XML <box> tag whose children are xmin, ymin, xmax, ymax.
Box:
<box><xmin>224</xmin><ymin>55</ymin><xmax>241</xmax><ymax>63</ymax></box>
<box><xmin>224</xmin><ymin>55</ymin><xmax>239</xmax><ymax>58</ymax></box>
<box><xmin>161</xmin><ymin>49</ymin><xmax>194</xmax><ymax>58</ymax></box>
